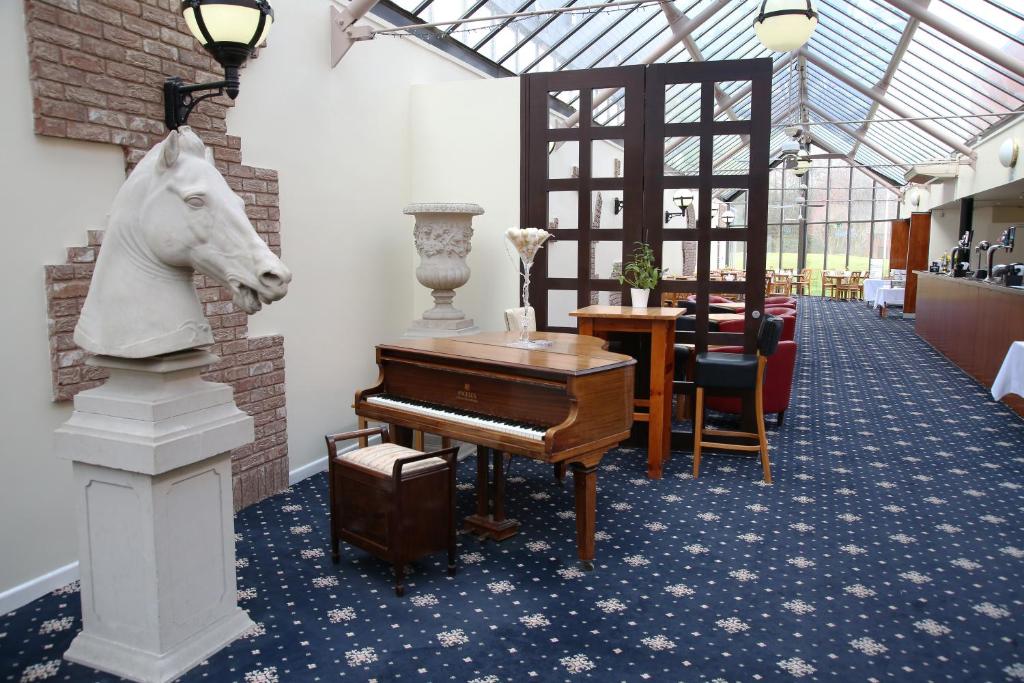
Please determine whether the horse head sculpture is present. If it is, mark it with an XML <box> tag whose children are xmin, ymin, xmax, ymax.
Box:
<box><xmin>75</xmin><ymin>127</ymin><xmax>291</xmax><ymax>358</ymax></box>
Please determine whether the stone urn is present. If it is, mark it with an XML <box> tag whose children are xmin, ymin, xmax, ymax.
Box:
<box><xmin>404</xmin><ymin>202</ymin><xmax>484</xmax><ymax>337</ymax></box>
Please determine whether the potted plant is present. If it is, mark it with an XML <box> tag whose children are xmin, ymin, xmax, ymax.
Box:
<box><xmin>617</xmin><ymin>242</ymin><xmax>665</xmax><ymax>308</ymax></box>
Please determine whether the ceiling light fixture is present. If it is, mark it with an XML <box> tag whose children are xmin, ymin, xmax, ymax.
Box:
<box><xmin>753</xmin><ymin>0</ymin><xmax>818</xmax><ymax>53</ymax></box>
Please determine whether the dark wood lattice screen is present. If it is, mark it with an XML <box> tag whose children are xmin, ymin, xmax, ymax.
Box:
<box><xmin>521</xmin><ymin>66</ymin><xmax>645</xmax><ymax>332</ymax></box>
<box><xmin>522</xmin><ymin>59</ymin><xmax>772</xmax><ymax>356</ymax></box>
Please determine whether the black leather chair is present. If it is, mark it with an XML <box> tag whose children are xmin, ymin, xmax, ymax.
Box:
<box><xmin>691</xmin><ymin>315</ymin><xmax>783</xmax><ymax>483</ymax></box>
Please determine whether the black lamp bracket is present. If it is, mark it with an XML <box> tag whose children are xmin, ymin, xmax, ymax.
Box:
<box><xmin>754</xmin><ymin>0</ymin><xmax>817</xmax><ymax>24</ymax></box>
<box><xmin>664</xmin><ymin>210</ymin><xmax>685</xmax><ymax>224</ymax></box>
<box><xmin>164</xmin><ymin>69</ymin><xmax>240</xmax><ymax>131</ymax></box>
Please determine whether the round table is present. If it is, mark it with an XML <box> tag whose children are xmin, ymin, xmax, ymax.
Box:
<box><xmin>862</xmin><ymin>279</ymin><xmax>891</xmax><ymax>305</ymax></box>
<box><xmin>873</xmin><ymin>286</ymin><xmax>905</xmax><ymax>316</ymax></box>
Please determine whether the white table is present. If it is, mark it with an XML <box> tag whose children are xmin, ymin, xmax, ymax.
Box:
<box><xmin>862</xmin><ymin>279</ymin><xmax>891</xmax><ymax>305</ymax></box>
<box><xmin>992</xmin><ymin>341</ymin><xmax>1024</xmax><ymax>400</ymax></box>
<box><xmin>873</xmin><ymin>286</ymin><xmax>905</xmax><ymax>317</ymax></box>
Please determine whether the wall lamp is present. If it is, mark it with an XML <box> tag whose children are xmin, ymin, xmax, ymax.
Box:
<box><xmin>664</xmin><ymin>189</ymin><xmax>694</xmax><ymax>224</ymax></box>
<box><xmin>720</xmin><ymin>205</ymin><xmax>736</xmax><ymax>227</ymax></box>
<box><xmin>164</xmin><ymin>0</ymin><xmax>274</xmax><ymax>131</ymax></box>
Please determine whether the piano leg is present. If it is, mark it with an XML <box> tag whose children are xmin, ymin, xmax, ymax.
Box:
<box><xmin>570</xmin><ymin>451</ymin><xmax>605</xmax><ymax>571</ymax></box>
<box><xmin>464</xmin><ymin>446</ymin><xmax>520</xmax><ymax>541</ymax></box>
<box><xmin>553</xmin><ymin>462</ymin><xmax>567</xmax><ymax>482</ymax></box>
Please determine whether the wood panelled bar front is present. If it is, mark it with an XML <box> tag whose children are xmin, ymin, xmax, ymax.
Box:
<box><xmin>914</xmin><ymin>272</ymin><xmax>1024</xmax><ymax>417</ymax></box>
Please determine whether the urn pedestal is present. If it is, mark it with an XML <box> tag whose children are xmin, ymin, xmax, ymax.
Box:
<box><xmin>55</xmin><ymin>350</ymin><xmax>255</xmax><ymax>683</ymax></box>
<box><xmin>404</xmin><ymin>202</ymin><xmax>484</xmax><ymax>338</ymax></box>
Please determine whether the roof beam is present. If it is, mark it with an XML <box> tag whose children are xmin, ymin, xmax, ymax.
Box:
<box><xmin>850</xmin><ymin>2</ymin><xmax>927</xmax><ymax>158</ymax></box>
<box><xmin>804</xmin><ymin>101</ymin><xmax>906</xmax><ymax>167</ymax></box>
<box><xmin>565</xmin><ymin>0</ymin><xmax>730</xmax><ymax>127</ymax></box>
<box><xmin>883</xmin><ymin>0</ymin><xmax>1024</xmax><ymax>82</ymax></box>
<box><xmin>801</xmin><ymin>49</ymin><xmax>976</xmax><ymax>158</ymax></box>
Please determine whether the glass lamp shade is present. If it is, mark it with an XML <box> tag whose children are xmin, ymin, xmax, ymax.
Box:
<box><xmin>753</xmin><ymin>0</ymin><xmax>818</xmax><ymax>52</ymax></box>
<box><xmin>794</xmin><ymin>156</ymin><xmax>811</xmax><ymax>177</ymax></box>
<box><xmin>673</xmin><ymin>190</ymin><xmax>694</xmax><ymax>210</ymax></box>
<box><xmin>183</xmin><ymin>0</ymin><xmax>273</xmax><ymax>67</ymax></box>
<box><xmin>721</xmin><ymin>206</ymin><xmax>736</xmax><ymax>226</ymax></box>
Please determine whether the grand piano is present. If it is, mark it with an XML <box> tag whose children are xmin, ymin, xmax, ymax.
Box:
<box><xmin>354</xmin><ymin>331</ymin><xmax>635</xmax><ymax>569</ymax></box>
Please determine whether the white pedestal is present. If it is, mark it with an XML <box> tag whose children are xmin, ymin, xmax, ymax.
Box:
<box><xmin>55</xmin><ymin>350</ymin><xmax>255</xmax><ymax>683</ymax></box>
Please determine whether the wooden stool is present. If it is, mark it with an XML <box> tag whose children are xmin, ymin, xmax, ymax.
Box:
<box><xmin>326</xmin><ymin>426</ymin><xmax>458</xmax><ymax>596</ymax></box>
<box><xmin>691</xmin><ymin>316</ymin><xmax>783</xmax><ymax>483</ymax></box>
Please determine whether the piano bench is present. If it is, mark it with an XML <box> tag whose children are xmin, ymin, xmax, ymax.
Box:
<box><xmin>325</xmin><ymin>427</ymin><xmax>459</xmax><ymax>597</ymax></box>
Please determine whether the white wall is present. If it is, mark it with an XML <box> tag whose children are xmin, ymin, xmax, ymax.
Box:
<box><xmin>228</xmin><ymin>2</ymin><xmax>495</xmax><ymax>478</ymax></box>
<box><xmin>0</xmin><ymin>2</ymin><xmax>127</xmax><ymax>602</ymax></box>
<box><xmin>408</xmin><ymin>78</ymin><xmax>521</xmax><ymax>332</ymax></box>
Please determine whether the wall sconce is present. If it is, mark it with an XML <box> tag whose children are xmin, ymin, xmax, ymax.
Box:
<box><xmin>753</xmin><ymin>0</ymin><xmax>818</xmax><ymax>52</ymax></box>
<box><xmin>165</xmin><ymin>0</ymin><xmax>274</xmax><ymax>131</ymax></box>
<box><xmin>663</xmin><ymin>189</ymin><xmax>694</xmax><ymax>223</ymax></box>
<box><xmin>720</xmin><ymin>205</ymin><xmax>736</xmax><ymax>227</ymax></box>
<box><xmin>614</xmin><ymin>198</ymin><xmax>624</xmax><ymax>215</ymax></box>
<box><xmin>999</xmin><ymin>138</ymin><xmax>1020</xmax><ymax>168</ymax></box>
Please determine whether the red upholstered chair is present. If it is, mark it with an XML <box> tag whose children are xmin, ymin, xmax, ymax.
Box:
<box><xmin>764</xmin><ymin>306</ymin><xmax>796</xmax><ymax>317</ymax></box>
<box><xmin>688</xmin><ymin>294</ymin><xmax>732</xmax><ymax>303</ymax></box>
<box><xmin>703</xmin><ymin>340</ymin><xmax>798</xmax><ymax>427</ymax></box>
<box><xmin>717</xmin><ymin>319</ymin><xmax>745</xmax><ymax>333</ymax></box>
<box><xmin>779</xmin><ymin>314</ymin><xmax>796</xmax><ymax>342</ymax></box>
<box><xmin>764</xmin><ymin>296</ymin><xmax>797</xmax><ymax>307</ymax></box>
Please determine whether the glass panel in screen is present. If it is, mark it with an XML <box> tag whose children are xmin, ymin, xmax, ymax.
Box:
<box><xmin>710</xmin><ymin>242</ymin><xmax>747</xmax><ymax>276</ymax></box>
<box><xmin>589</xmin><ymin>290</ymin><xmax>625</xmax><ymax>306</ymax></box>
<box><xmin>591</xmin><ymin>241</ymin><xmax>623</xmax><ymax>280</ymax></box>
<box><xmin>549</xmin><ymin>91</ymin><xmax>579</xmax><ymax>129</ymax></box>
<box><xmin>713</xmin><ymin>81</ymin><xmax>752</xmax><ymax>120</ymax></box>
<box><xmin>547</xmin><ymin>240</ymin><xmax>578</xmax><ymax>279</ymax></box>
<box><xmin>591</xmin><ymin>139</ymin><xmax>624</xmax><ymax>179</ymax></box>
<box><xmin>661</xmin><ymin>241</ymin><xmax>687</xmax><ymax>280</ymax></box>
<box><xmin>715</xmin><ymin>189</ymin><xmax>746</xmax><ymax>228</ymax></box>
<box><xmin>665</xmin><ymin>137</ymin><xmax>699</xmax><ymax>176</ymax></box>
<box><xmin>592</xmin><ymin>88</ymin><xmax>625</xmax><ymax>127</ymax></box>
<box><xmin>547</xmin><ymin>289</ymin><xmax>578</xmax><ymax>329</ymax></box>
<box><xmin>592</xmin><ymin>191</ymin><xmax>623</xmax><ymax>230</ymax></box>
<box><xmin>665</xmin><ymin>82</ymin><xmax>701</xmax><ymax>123</ymax></box>
<box><xmin>766</xmin><ymin>225</ymin><xmax>781</xmax><ymax>271</ymax></box>
<box><xmin>548</xmin><ymin>140</ymin><xmax>579</xmax><ymax>180</ymax></box>
<box><xmin>547</xmin><ymin>191</ymin><xmax>578</xmax><ymax>231</ymax></box>
<box><xmin>713</xmin><ymin>135</ymin><xmax>748</xmax><ymax>175</ymax></box>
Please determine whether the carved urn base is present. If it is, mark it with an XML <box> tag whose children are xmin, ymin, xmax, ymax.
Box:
<box><xmin>403</xmin><ymin>202</ymin><xmax>484</xmax><ymax>338</ymax></box>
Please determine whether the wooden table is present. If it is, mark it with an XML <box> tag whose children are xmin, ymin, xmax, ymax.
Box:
<box><xmin>571</xmin><ymin>306</ymin><xmax>684</xmax><ymax>478</ymax></box>
<box><xmin>710</xmin><ymin>301</ymin><xmax>745</xmax><ymax>313</ymax></box>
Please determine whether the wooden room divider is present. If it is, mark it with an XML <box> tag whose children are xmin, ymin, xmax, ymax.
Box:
<box><xmin>521</xmin><ymin>59</ymin><xmax>773</xmax><ymax>357</ymax></box>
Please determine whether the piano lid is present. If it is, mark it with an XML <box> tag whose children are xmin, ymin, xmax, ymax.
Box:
<box><xmin>377</xmin><ymin>332</ymin><xmax>635</xmax><ymax>377</ymax></box>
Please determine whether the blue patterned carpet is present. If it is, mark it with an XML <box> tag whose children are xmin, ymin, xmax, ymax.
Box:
<box><xmin>3</xmin><ymin>298</ymin><xmax>1024</xmax><ymax>682</ymax></box>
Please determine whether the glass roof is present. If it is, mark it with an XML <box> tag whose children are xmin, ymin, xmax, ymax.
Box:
<box><xmin>382</xmin><ymin>0</ymin><xmax>1024</xmax><ymax>184</ymax></box>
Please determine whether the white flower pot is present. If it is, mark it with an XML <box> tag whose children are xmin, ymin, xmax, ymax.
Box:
<box><xmin>630</xmin><ymin>288</ymin><xmax>650</xmax><ymax>308</ymax></box>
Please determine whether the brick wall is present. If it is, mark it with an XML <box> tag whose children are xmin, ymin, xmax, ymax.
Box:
<box><xmin>25</xmin><ymin>0</ymin><xmax>289</xmax><ymax>510</ymax></box>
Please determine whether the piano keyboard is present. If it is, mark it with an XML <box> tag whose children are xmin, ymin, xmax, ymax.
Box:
<box><xmin>366</xmin><ymin>395</ymin><xmax>547</xmax><ymax>442</ymax></box>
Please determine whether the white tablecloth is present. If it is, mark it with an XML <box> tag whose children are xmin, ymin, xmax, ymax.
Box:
<box><xmin>992</xmin><ymin>341</ymin><xmax>1024</xmax><ymax>400</ymax></box>
<box><xmin>863</xmin><ymin>279</ymin><xmax>891</xmax><ymax>304</ymax></box>
<box><xmin>873</xmin><ymin>286</ymin><xmax>905</xmax><ymax>309</ymax></box>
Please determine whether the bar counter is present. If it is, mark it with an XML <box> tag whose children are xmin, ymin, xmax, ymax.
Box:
<box><xmin>914</xmin><ymin>271</ymin><xmax>1024</xmax><ymax>416</ymax></box>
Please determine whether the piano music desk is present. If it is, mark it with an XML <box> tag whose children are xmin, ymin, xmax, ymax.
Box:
<box><xmin>571</xmin><ymin>305</ymin><xmax>686</xmax><ymax>479</ymax></box>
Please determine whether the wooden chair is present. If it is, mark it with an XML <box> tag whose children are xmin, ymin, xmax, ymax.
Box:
<box><xmin>691</xmin><ymin>316</ymin><xmax>784</xmax><ymax>483</ymax></box>
<box><xmin>837</xmin><ymin>272</ymin><xmax>865</xmax><ymax>301</ymax></box>
<box><xmin>326</xmin><ymin>426</ymin><xmax>458</xmax><ymax>596</ymax></box>
<box><xmin>790</xmin><ymin>268</ymin><xmax>811</xmax><ymax>296</ymax></box>
<box><xmin>770</xmin><ymin>274</ymin><xmax>792</xmax><ymax>296</ymax></box>
<box><xmin>821</xmin><ymin>271</ymin><xmax>841</xmax><ymax>299</ymax></box>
